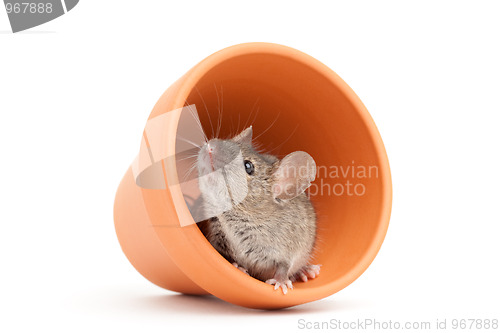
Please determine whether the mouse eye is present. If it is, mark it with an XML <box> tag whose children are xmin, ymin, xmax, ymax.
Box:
<box><xmin>244</xmin><ymin>160</ymin><xmax>254</xmax><ymax>175</ymax></box>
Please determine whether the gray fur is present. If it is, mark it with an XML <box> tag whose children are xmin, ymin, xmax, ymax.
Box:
<box><xmin>197</xmin><ymin>127</ymin><xmax>317</xmax><ymax>287</ymax></box>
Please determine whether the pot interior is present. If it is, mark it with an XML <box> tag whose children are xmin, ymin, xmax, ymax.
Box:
<box><xmin>181</xmin><ymin>52</ymin><xmax>389</xmax><ymax>288</ymax></box>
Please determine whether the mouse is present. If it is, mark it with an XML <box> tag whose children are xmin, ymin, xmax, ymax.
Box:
<box><xmin>196</xmin><ymin>126</ymin><xmax>320</xmax><ymax>294</ymax></box>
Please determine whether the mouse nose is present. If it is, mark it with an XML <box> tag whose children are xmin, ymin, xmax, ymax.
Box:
<box><xmin>202</xmin><ymin>140</ymin><xmax>221</xmax><ymax>170</ymax></box>
<box><xmin>206</xmin><ymin>139</ymin><xmax>221</xmax><ymax>154</ymax></box>
<box><xmin>207</xmin><ymin>142</ymin><xmax>214</xmax><ymax>154</ymax></box>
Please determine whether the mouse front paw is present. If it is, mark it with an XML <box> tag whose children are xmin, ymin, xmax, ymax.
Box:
<box><xmin>265</xmin><ymin>278</ymin><xmax>293</xmax><ymax>295</ymax></box>
<box><xmin>232</xmin><ymin>262</ymin><xmax>249</xmax><ymax>275</ymax></box>
<box><xmin>294</xmin><ymin>264</ymin><xmax>321</xmax><ymax>282</ymax></box>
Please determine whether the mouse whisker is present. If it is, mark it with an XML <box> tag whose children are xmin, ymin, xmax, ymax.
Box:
<box><xmin>242</xmin><ymin>97</ymin><xmax>261</xmax><ymax>130</ymax></box>
<box><xmin>177</xmin><ymin>136</ymin><xmax>203</xmax><ymax>149</ymax></box>
<box><xmin>251</xmin><ymin>141</ymin><xmax>268</xmax><ymax>154</ymax></box>
<box><xmin>184</xmin><ymin>102</ymin><xmax>209</xmax><ymax>144</ymax></box>
<box><xmin>194</xmin><ymin>86</ymin><xmax>214</xmax><ymax>140</ymax></box>
<box><xmin>247</xmin><ymin>106</ymin><xmax>260</xmax><ymax>135</ymax></box>
<box><xmin>176</xmin><ymin>153</ymin><xmax>199</xmax><ymax>163</ymax></box>
<box><xmin>220</xmin><ymin>86</ymin><xmax>224</xmax><ymax>138</ymax></box>
<box><xmin>266</xmin><ymin>123</ymin><xmax>300</xmax><ymax>154</ymax></box>
<box><xmin>183</xmin><ymin>161</ymin><xmax>199</xmax><ymax>182</ymax></box>
<box><xmin>253</xmin><ymin>111</ymin><xmax>281</xmax><ymax>142</ymax></box>
<box><xmin>236</xmin><ymin>112</ymin><xmax>241</xmax><ymax>136</ymax></box>
<box><xmin>214</xmin><ymin>83</ymin><xmax>223</xmax><ymax>138</ymax></box>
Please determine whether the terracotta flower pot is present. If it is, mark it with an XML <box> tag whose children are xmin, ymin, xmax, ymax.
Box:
<box><xmin>113</xmin><ymin>42</ymin><xmax>392</xmax><ymax>309</ymax></box>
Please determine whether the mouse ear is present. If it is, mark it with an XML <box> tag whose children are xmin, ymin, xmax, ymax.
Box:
<box><xmin>272</xmin><ymin>151</ymin><xmax>316</xmax><ymax>201</ymax></box>
<box><xmin>232</xmin><ymin>126</ymin><xmax>253</xmax><ymax>145</ymax></box>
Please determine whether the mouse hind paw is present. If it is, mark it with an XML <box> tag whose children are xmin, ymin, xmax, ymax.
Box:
<box><xmin>294</xmin><ymin>264</ymin><xmax>322</xmax><ymax>282</ymax></box>
<box><xmin>232</xmin><ymin>262</ymin><xmax>249</xmax><ymax>275</ymax></box>
<box><xmin>265</xmin><ymin>278</ymin><xmax>293</xmax><ymax>295</ymax></box>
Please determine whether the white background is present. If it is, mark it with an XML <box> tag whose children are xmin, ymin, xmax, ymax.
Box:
<box><xmin>1</xmin><ymin>1</ymin><xmax>499</xmax><ymax>332</ymax></box>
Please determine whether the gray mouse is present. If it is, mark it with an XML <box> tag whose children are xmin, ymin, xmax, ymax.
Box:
<box><xmin>196</xmin><ymin>126</ymin><xmax>320</xmax><ymax>294</ymax></box>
